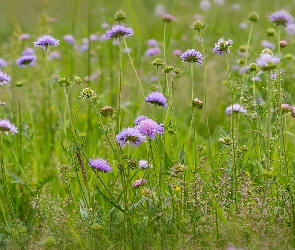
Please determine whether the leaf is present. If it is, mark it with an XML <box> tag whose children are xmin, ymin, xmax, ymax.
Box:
<box><xmin>129</xmin><ymin>197</ymin><xmax>148</xmax><ymax>213</ymax></box>
<box><xmin>164</xmin><ymin>150</ymin><xmax>173</xmax><ymax>170</ymax></box>
<box><xmin>179</xmin><ymin>145</ymin><xmax>185</xmax><ymax>164</ymax></box>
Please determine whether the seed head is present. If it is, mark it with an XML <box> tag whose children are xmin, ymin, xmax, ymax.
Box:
<box><xmin>57</xmin><ymin>77</ymin><xmax>71</xmax><ymax>87</ymax></box>
<box><xmin>191</xmin><ymin>98</ymin><xmax>204</xmax><ymax>109</ymax></box>
<box><xmin>248</xmin><ymin>12</ymin><xmax>259</xmax><ymax>23</ymax></box>
<box><xmin>74</xmin><ymin>76</ymin><xmax>82</xmax><ymax>85</ymax></box>
<box><xmin>279</xmin><ymin>40</ymin><xmax>288</xmax><ymax>48</ymax></box>
<box><xmin>115</xmin><ymin>10</ymin><xmax>127</xmax><ymax>23</ymax></box>
<box><xmin>151</xmin><ymin>58</ymin><xmax>164</xmax><ymax>67</ymax></box>
<box><xmin>80</xmin><ymin>87</ymin><xmax>97</xmax><ymax>99</ymax></box>
<box><xmin>191</xmin><ymin>20</ymin><xmax>206</xmax><ymax>31</ymax></box>
<box><xmin>162</xmin><ymin>13</ymin><xmax>175</xmax><ymax>23</ymax></box>
<box><xmin>248</xmin><ymin>63</ymin><xmax>258</xmax><ymax>73</ymax></box>
<box><xmin>100</xmin><ymin>106</ymin><xmax>115</xmax><ymax>117</ymax></box>
<box><xmin>266</xmin><ymin>28</ymin><xmax>276</xmax><ymax>37</ymax></box>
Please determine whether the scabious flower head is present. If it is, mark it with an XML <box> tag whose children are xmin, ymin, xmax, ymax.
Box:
<box><xmin>80</xmin><ymin>87</ymin><xmax>98</xmax><ymax>99</ymax></box>
<box><xmin>132</xmin><ymin>179</ymin><xmax>147</xmax><ymax>188</ymax></box>
<box><xmin>63</xmin><ymin>34</ymin><xmax>75</xmax><ymax>44</ymax></box>
<box><xmin>225</xmin><ymin>104</ymin><xmax>247</xmax><ymax>114</ymax></box>
<box><xmin>0</xmin><ymin>119</ymin><xmax>18</xmax><ymax>135</ymax></box>
<box><xmin>161</xmin><ymin>13</ymin><xmax>175</xmax><ymax>23</ymax></box>
<box><xmin>145</xmin><ymin>47</ymin><xmax>161</xmax><ymax>57</ymax></box>
<box><xmin>256</xmin><ymin>53</ymin><xmax>280</xmax><ymax>71</ymax></box>
<box><xmin>22</xmin><ymin>47</ymin><xmax>35</xmax><ymax>56</ymax></box>
<box><xmin>269</xmin><ymin>10</ymin><xmax>294</xmax><ymax>27</ymax></box>
<box><xmin>0</xmin><ymin>58</ymin><xmax>7</xmax><ymax>68</ymax></box>
<box><xmin>115</xmin><ymin>10</ymin><xmax>127</xmax><ymax>22</ymax></box>
<box><xmin>280</xmin><ymin>104</ymin><xmax>292</xmax><ymax>114</ymax></box>
<box><xmin>248</xmin><ymin>12</ymin><xmax>259</xmax><ymax>23</ymax></box>
<box><xmin>180</xmin><ymin>49</ymin><xmax>203</xmax><ymax>64</ymax></box>
<box><xmin>279</xmin><ymin>40</ymin><xmax>288</xmax><ymax>48</ymax></box>
<box><xmin>33</xmin><ymin>35</ymin><xmax>59</xmax><ymax>49</ymax></box>
<box><xmin>135</xmin><ymin>118</ymin><xmax>164</xmax><ymax>140</ymax></box>
<box><xmin>266</xmin><ymin>28</ymin><xmax>276</xmax><ymax>37</ymax></box>
<box><xmin>200</xmin><ymin>0</ymin><xmax>211</xmax><ymax>11</ymax></box>
<box><xmin>48</xmin><ymin>51</ymin><xmax>61</xmax><ymax>60</ymax></box>
<box><xmin>172</xmin><ymin>49</ymin><xmax>182</xmax><ymax>56</ymax></box>
<box><xmin>100</xmin><ymin>106</ymin><xmax>115</xmax><ymax>117</ymax></box>
<box><xmin>151</xmin><ymin>58</ymin><xmax>164</xmax><ymax>66</ymax></box>
<box><xmin>88</xmin><ymin>158</ymin><xmax>112</xmax><ymax>172</ymax></box>
<box><xmin>116</xmin><ymin>127</ymin><xmax>145</xmax><ymax>148</ymax></box>
<box><xmin>147</xmin><ymin>39</ymin><xmax>158</xmax><ymax>47</ymax></box>
<box><xmin>145</xmin><ymin>92</ymin><xmax>168</xmax><ymax>108</ymax></box>
<box><xmin>261</xmin><ymin>40</ymin><xmax>275</xmax><ymax>49</ymax></box>
<box><xmin>138</xmin><ymin>160</ymin><xmax>148</xmax><ymax>169</ymax></box>
<box><xmin>105</xmin><ymin>24</ymin><xmax>134</xmax><ymax>39</ymax></box>
<box><xmin>16</xmin><ymin>55</ymin><xmax>36</xmax><ymax>67</ymax></box>
<box><xmin>0</xmin><ymin>70</ymin><xmax>10</xmax><ymax>85</ymax></box>
<box><xmin>248</xmin><ymin>63</ymin><xmax>259</xmax><ymax>73</ymax></box>
<box><xmin>191</xmin><ymin>98</ymin><xmax>204</xmax><ymax>109</ymax></box>
<box><xmin>191</xmin><ymin>20</ymin><xmax>206</xmax><ymax>31</ymax></box>
<box><xmin>134</xmin><ymin>115</ymin><xmax>148</xmax><ymax>125</ymax></box>
<box><xmin>286</xmin><ymin>24</ymin><xmax>295</xmax><ymax>35</ymax></box>
<box><xmin>213</xmin><ymin>38</ymin><xmax>233</xmax><ymax>55</ymax></box>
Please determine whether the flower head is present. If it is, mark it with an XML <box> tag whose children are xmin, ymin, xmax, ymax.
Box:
<box><xmin>132</xmin><ymin>179</ymin><xmax>147</xmax><ymax>188</ymax></box>
<box><xmin>116</xmin><ymin>127</ymin><xmax>145</xmax><ymax>148</ymax></box>
<box><xmin>213</xmin><ymin>38</ymin><xmax>233</xmax><ymax>55</ymax></box>
<box><xmin>33</xmin><ymin>35</ymin><xmax>59</xmax><ymax>49</ymax></box>
<box><xmin>63</xmin><ymin>34</ymin><xmax>75</xmax><ymax>44</ymax></box>
<box><xmin>0</xmin><ymin>70</ymin><xmax>10</xmax><ymax>85</ymax></box>
<box><xmin>279</xmin><ymin>104</ymin><xmax>292</xmax><ymax>114</ymax></box>
<box><xmin>100</xmin><ymin>106</ymin><xmax>115</xmax><ymax>117</ymax></box>
<box><xmin>89</xmin><ymin>158</ymin><xmax>112</xmax><ymax>172</ymax></box>
<box><xmin>145</xmin><ymin>92</ymin><xmax>168</xmax><ymax>108</ymax></box>
<box><xmin>22</xmin><ymin>47</ymin><xmax>35</xmax><ymax>56</ymax></box>
<box><xmin>225</xmin><ymin>104</ymin><xmax>247</xmax><ymax>114</ymax></box>
<box><xmin>161</xmin><ymin>13</ymin><xmax>175</xmax><ymax>23</ymax></box>
<box><xmin>147</xmin><ymin>39</ymin><xmax>158</xmax><ymax>47</ymax></box>
<box><xmin>256</xmin><ymin>53</ymin><xmax>280</xmax><ymax>71</ymax></box>
<box><xmin>138</xmin><ymin>160</ymin><xmax>148</xmax><ymax>169</ymax></box>
<box><xmin>135</xmin><ymin>118</ymin><xmax>164</xmax><ymax>140</ymax></box>
<box><xmin>0</xmin><ymin>119</ymin><xmax>18</xmax><ymax>135</ymax></box>
<box><xmin>19</xmin><ymin>34</ymin><xmax>31</xmax><ymax>41</ymax></box>
<box><xmin>180</xmin><ymin>49</ymin><xmax>203</xmax><ymax>63</ymax></box>
<box><xmin>269</xmin><ymin>10</ymin><xmax>294</xmax><ymax>27</ymax></box>
<box><xmin>0</xmin><ymin>58</ymin><xmax>7</xmax><ymax>68</ymax></box>
<box><xmin>16</xmin><ymin>55</ymin><xmax>36</xmax><ymax>67</ymax></box>
<box><xmin>145</xmin><ymin>47</ymin><xmax>161</xmax><ymax>57</ymax></box>
<box><xmin>134</xmin><ymin>115</ymin><xmax>148</xmax><ymax>125</ymax></box>
<box><xmin>105</xmin><ymin>24</ymin><xmax>134</xmax><ymax>39</ymax></box>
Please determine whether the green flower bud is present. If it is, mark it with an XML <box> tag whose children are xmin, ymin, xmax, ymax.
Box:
<box><xmin>248</xmin><ymin>12</ymin><xmax>259</xmax><ymax>23</ymax></box>
<box><xmin>248</xmin><ymin>63</ymin><xmax>258</xmax><ymax>73</ymax></box>
<box><xmin>115</xmin><ymin>10</ymin><xmax>127</xmax><ymax>22</ymax></box>
<box><xmin>191</xmin><ymin>20</ymin><xmax>206</xmax><ymax>31</ymax></box>
<box><xmin>266</xmin><ymin>28</ymin><xmax>276</xmax><ymax>37</ymax></box>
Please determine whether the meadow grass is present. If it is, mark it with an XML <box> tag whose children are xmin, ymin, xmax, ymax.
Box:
<box><xmin>0</xmin><ymin>0</ymin><xmax>295</xmax><ymax>249</ymax></box>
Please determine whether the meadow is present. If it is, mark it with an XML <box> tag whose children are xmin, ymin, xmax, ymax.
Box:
<box><xmin>1</xmin><ymin>0</ymin><xmax>295</xmax><ymax>249</ymax></box>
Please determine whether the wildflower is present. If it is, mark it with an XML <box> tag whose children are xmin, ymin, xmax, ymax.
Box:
<box><xmin>239</xmin><ymin>22</ymin><xmax>248</xmax><ymax>29</ymax></box>
<box><xmin>22</xmin><ymin>47</ymin><xmax>35</xmax><ymax>56</ymax></box>
<box><xmin>80</xmin><ymin>87</ymin><xmax>97</xmax><ymax>99</ymax></box>
<box><xmin>279</xmin><ymin>40</ymin><xmax>288</xmax><ymax>48</ymax></box>
<box><xmin>100</xmin><ymin>106</ymin><xmax>115</xmax><ymax>117</ymax></box>
<box><xmin>116</xmin><ymin>127</ymin><xmax>145</xmax><ymax>147</ymax></box>
<box><xmin>225</xmin><ymin>104</ymin><xmax>247</xmax><ymax>114</ymax></box>
<box><xmin>248</xmin><ymin>63</ymin><xmax>258</xmax><ymax>73</ymax></box>
<box><xmin>145</xmin><ymin>47</ymin><xmax>161</xmax><ymax>57</ymax></box>
<box><xmin>33</xmin><ymin>35</ymin><xmax>59</xmax><ymax>50</ymax></box>
<box><xmin>147</xmin><ymin>39</ymin><xmax>158</xmax><ymax>47</ymax></box>
<box><xmin>134</xmin><ymin>115</ymin><xmax>148</xmax><ymax>125</ymax></box>
<box><xmin>19</xmin><ymin>34</ymin><xmax>31</xmax><ymax>41</ymax></box>
<box><xmin>191</xmin><ymin>98</ymin><xmax>204</xmax><ymax>109</ymax></box>
<box><xmin>162</xmin><ymin>13</ymin><xmax>175</xmax><ymax>23</ymax></box>
<box><xmin>191</xmin><ymin>20</ymin><xmax>206</xmax><ymax>31</ymax></box>
<box><xmin>135</xmin><ymin>118</ymin><xmax>164</xmax><ymax>140</ymax></box>
<box><xmin>180</xmin><ymin>49</ymin><xmax>203</xmax><ymax>64</ymax></box>
<box><xmin>142</xmin><ymin>188</ymin><xmax>152</xmax><ymax>197</ymax></box>
<box><xmin>269</xmin><ymin>10</ymin><xmax>294</xmax><ymax>27</ymax></box>
<box><xmin>199</xmin><ymin>0</ymin><xmax>211</xmax><ymax>11</ymax></box>
<box><xmin>74</xmin><ymin>76</ymin><xmax>82</xmax><ymax>85</ymax></box>
<box><xmin>266</xmin><ymin>28</ymin><xmax>276</xmax><ymax>37</ymax></box>
<box><xmin>0</xmin><ymin>70</ymin><xmax>10</xmax><ymax>85</ymax></box>
<box><xmin>56</xmin><ymin>77</ymin><xmax>71</xmax><ymax>87</ymax></box>
<box><xmin>145</xmin><ymin>92</ymin><xmax>168</xmax><ymax>108</ymax></box>
<box><xmin>279</xmin><ymin>104</ymin><xmax>292</xmax><ymax>114</ymax></box>
<box><xmin>115</xmin><ymin>10</ymin><xmax>127</xmax><ymax>22</ymax></box>
<box><xmin>285</xmin><ymin>24</ymin><xmax>295</xmax><ymax>35</ymax></box>
<box><xmin>256</xmin><ymin>53</ymin><xmax>280</xmax><ymax>71</ymax></box>
<box><xmin>248</xmin><ymin>12</ymin><xmax>259</xmax><ymax>23</ymax></box>
<box><xmin>151</xmin><ymin>58</ymin><xmax>164</xmax><ymax>67</ymax></box>
<box><xmin>172</xmin><ymin>49</ymin><xmax>182</xmax><ymax>56</ymax></box>
<box><xmin>0</xmin><ymin>58</ymin><xmax>7</xmax><ymax>68</ymax></box>
<box><xmin>89</xmin><ymin>34</ymin><xmax>100</xmax><ymax>41</ymax></box>
<box><xmin>261</xmin><ymin>40</ymin><xmax>275</xmax><ymax>49</ymax></box>
<box><xmin>213</xmin><ymin>38</ymin><xmax>233</xmax><ymax>55</ymax></box>
<box><xmin>154</xmin><ymin>5</ymin><xmax>165</xmax><ymax>16</ymax></box>
<box><xmin>105</xmin><ymin>24</ymin><xmax>134</xmax><ymax>39</ymax></box>
<box><xmin>63</xmin><ymin>34</ymin><xmax>75</xmax><ymax>44</ymax></box>
<box><xmin>138</xmin><ymin>160</ymin><xmax>148</xmax><ymax>169</ymax></box>
<box><xmin>0</xmin><ymin>119</ymin><xmax>18</xmax><ymax>135</ymax></box>
<box><xmin>16</xmin><ymin>55</ymin><xmax>36</xmax><ymax>67</ymax></box>
<box><xmin>162</xmin><ymin>65</ymin><xmax>174</xmax><ymax>73</ymax></box>
<box><xmin>219</xmin><ymin>136</ymin><xmax>232</xmax><ymax>145</ymax></box>
<box><xmin>172</xmin><ymin>163</ymin><xmax>186</xmax><ymax>173</ymax></box>
<box><xmin>88</xmin><ymin>158</ymin><xmax>112</xmax><ymax>172</ymax></box>
<box><xmin>48</xmin><ymin>51</ymin><xmax>61</xmax><ymax>60</ymax></box>
<box><xmin>132</xmin><ymin>179</ymin><xmax>147</xmax><ymax>188</ymax></box>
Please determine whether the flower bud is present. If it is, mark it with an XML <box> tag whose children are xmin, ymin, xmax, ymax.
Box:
<box><xmin>191</xmin><ymin>20</ymin><xmax>206</xmax><ymax>31</ymax></box>
<box><xmin>248</xmin><ymin>63</ymin><xmax>258</xmax><ymax>73</ymax></box>
<box><xmin>248</xmin><ymin>12</ymin><xmax>259</xmax><ymax>23</ymax></box>
<box><xmin>100</xmin><ymin>106</ymin><xmax>115</xmax><ymax>117</ymax></box>
<box><xmin>115</xmin><ymin>10</ymin><xmax>127</xmax><ymax>22</ymax></box>
<box><xmin>266</xmin><ymin>28</ymin><xmax>276</xmax><ymax>37</ymax></box>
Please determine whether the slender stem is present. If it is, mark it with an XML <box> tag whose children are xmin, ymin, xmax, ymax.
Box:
<box><xmin>163</xmin><ymin>23</ymin><xmax>167</xmax><ymax>65</ymax></box>
<box><xmin>118</xmin><ymin>38</ymin><xmax>123</xmax><ymax>132</ymax></box>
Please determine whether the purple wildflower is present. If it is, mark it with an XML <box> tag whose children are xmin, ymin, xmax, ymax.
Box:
<box><xmin>147</xmin><ymin>39</ymin><xmax>158</xmax><ymax>47</ymax></box>
<box><xmin>145</xmin><ymin>92</ymin><xmax>168</xmax><ymax>108</ymax></box>
<box><xmin>213</xmin><ymin>38</ymin><xmax>233</xmax><ymax>55</ymax></box>
<box><xmin>269</xmin><ymin>10</ymin><xmax>294</xmax><ymax>27</ymax></box>
<box><xmin>134</xmin><ymin>115</ymin><xmax>148</xmax><ymax>125</ymax></box>
<box><xmin>0</xmin><ymin>58</ymin><xmax>7</xmax><ymax>68</ymax></box>
<box><xmin>180</xmin><ymin>49</ymin><xmax>203</xmax><ymax>64</ymax></box>
<box><xmin>48</xmin><ymin>51</ymin><xmax>61</xmax><ymax>60</ymax></box>
<box><xmin>34</xmin><ymin>35</ymin><xmax>59</xmax><ymax>49</ymax></box>
<box><xmin>285</xmin><ymin>24</ymin><xmax>295</xmax><ymax>35</ymax></box>
<box><xmin>199</xmin><ymin>0</ymin><xmax>211</xmax><ymax>11</ymax></box>
<box><xmin>88</xmin><ymin>158</ymin><xmax>112</xmax><ymax>172</ymax></box>
<box><xmin>0</xmin><ymin>119</ymin><xmax>18</xmax><ymax>135</ymax></box>
<box><xmin>280</xmin><ymin>104</ymin><xmax>292</xmax><ymax>114</ymax></box>
<box><xmin>138</xmin><ymin>160</ymin><xmax>148</xmax><ymax>169</ymax></box>
<box><xmin>135</xmin><ymin>118</ymin><xmax>164</xmax><ymax>140</ymax></box>
<box><xmin>89</xmin><ymin>34</ymin><xmax>100</xmax><ymax>41</ymax></box>
<box><xmin>105</xmin><ymin>24</ymin><xmax>134</xmax><ymax>39</ymax></box>
<box><xmin>19</xmin><ymin>34</ymin><xmax>31</xmax><ymax>41</ymax></box>
<box><xmin>256</xmin><ymin>53</ymin><xmax>280</xmax><ymax>71</ymax></box>
<box><xmin>63</xmin><ymin>34</ymin><xmax>75</xmax><ymax>44</ymax></box>
<box><xmin>162</xmin><ymin>13</ymin><xmax>175</xmax><ymax>23</ymax></box>
<box><xmin>0</xmin><ymin>71</ymin><xmax>10</xmax><ymax>85</ymax></box>
<box><xmin>22</xmin><ymin>47</ymin><xmax>35</xmax><ymax>56</ymax></box>
<box><xmin>172</xmin><ymin>49</ymin><xmax>182</xmax><ymax>56</ymax></box>
<box><xmin>261</xmin><ymin>40</ymin><xmax>275</xmax><ymax>49</ymax></box>
<box><xmin>16</xmin><ymin>55</ymin><xmax>36</xmax><ymax>67</ymax></box>
<box><xmin>132</xmin><ymin>179</ymin><xmax>147</xmax><ymax>188</ymax></box>
<box><xmin>225</xmin><ymin>104</ymin><xmax>247</xmax><ymax>114</ymax></box>
<box><xmin>116</xmin><ymin>127</ymin><xmax>145</xmax><ymax>148</ymax></box>
<box><xmin>145</xmin><ymin>47</ymin><xmax>161</xmax><ymax>57</ymax></box>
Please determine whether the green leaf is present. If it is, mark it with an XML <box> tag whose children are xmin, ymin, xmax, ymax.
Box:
<box><xmin>129</xmin><ymin>197</ymin><xmax>148</xmax><ymax>213</ymax></box>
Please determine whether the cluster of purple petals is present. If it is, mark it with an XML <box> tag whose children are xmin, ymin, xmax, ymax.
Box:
<box><xmin>63</xmin><ymin>34</ymin><xmax>75</xmax><ymax>44</ymax></box>
<box><xmin>116</xmin><ymin>127</ymin><xmax>146</xmax><ymax>148</ymax></box>
<box><xmin>22</xmin><ymin>47</ymin><xmax>35</xmax><ymax>56</ymax></box>
<box><xmin>0</xmin><ymin>118</ymin><xmax>18</xmax><ymax>135</ymax></box>
<box><xmin>16</xmin><ymin>55</ymin><xmax>36</xmax><ymax>67</ymax></box>
<box><xmin>147</xmin><ymin>39</ymin><xmax>158</xmax><ymax>47</ymax></box>
<box><xmin>256</xmin><ymin>53</ymin><xmax>280</xmax><ymax>70</ymax></box>
<box><xmin>180</xmin><ymin>49</ymin><xmax>203</xmax><ymax>64</ymax></box>
<box><xmin>145</xmin><ymin>47</ymin><xmax>161</xmax><ymax>57</ymax></box>
<box><xmin>0</xmin><ymin>71</ymin><xmax>11</xmax><ymax>85</ymax></box>
<box><xmin>135</xmin><ymin>118</ymin><xmax>164</xmax><ymax>140</ymax></box>
<box><xmin>225</xmin><ymin>104</ymin><xmax>247</xmax><ymax>114</ymax></box>
<box><xmin>33</xmin><ymin>35</ymin><xmax>59</xmax><ymax>49</ymax></box>
<box><xmin>145</xmin><ymin>92</ymin><xmax>168</xmax><ymax>108</ymax></box>
<box><xmin>48</xmin><ymin>51</ymin><xmax>61</xmax><ymax>60</ymax></box>
<box><xmin>19</xmin><ymin>34</ymin><xmax>31</xmax><ymax>41</ymax></box>
<box><xmin>213</xmin><ymin>38</ymin><xmax>233</xmax><ymax>55</ymax></box>
<box><xmin>133</xmin><ymin>179</ymin><xmax>147</xmax><ymax>188</ymax></box>
<box><xmin>269</xmin><ymin>10</ymin><xmax>294</xmax><ymax>27</ymax></box>
<box><xmin>105</xmin><ymin>24</ymin><xmax>134</xmax><ymax>39</ymax></box>
<box><xmin>88</xmin><ymin>158</ymin><xmax>112</xmax><ymax>172</ymax></box>
<box><xmin>0</xmin><ymin>58</ymin><xmax>7</xmax><ymax>68</ymax></box>
<box><xmin>134</xmin><ymin>115</ymin><xmax>148</xmax><ymax>125</ymax></box>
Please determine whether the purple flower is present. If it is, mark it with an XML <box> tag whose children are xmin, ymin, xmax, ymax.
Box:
<box><xmin>285</xmin><ymin>24</ymin><xmax>295</xmax><ymax>35</ymax></box>
<box><xmin>199</xmin><ymin>0</ymin><xmax>211</xmax><ymax>11</ymax></box>
<box><xmin>34</xmin><ymin>35</ymin><xmax>59</xmax><ymax>50</ymax></box>
<box><xmin>48</xmin><ymin>51</ymin><xmax>61</xmax><ymax>60</ymax></box>
<box><xmin>280</xmin><ymin>104</ymin><xmax>292</xmax><ymax>114</ymax></box>
<box><xmin>0</xmin><ymin>70</ymin><xmax>10</xmax><ymax>85</ymax></box>
<box><xmin>132</xmin><ymin>179</ymin><xmax>147</xmax><ymax>188</ymax></box>
<box><xmin>213</xmin><ymin>38</ymin><xmax>233</xmax><ymax>55</ymax></box>
<box><xmin>19</xmin><ymin>34</ymin><xmax>31</xmax><ymax>41</ymax></box>
<box><xmin>162</xmin><ymin>13</ymin><xmax>175</xmax><ymax>23</ymax></box>
<box><xmin>134</xmin><ymin>115</ymin><xmax>148</xmax><ymax>125</ymax></box>
<box><xmin>63</xmin><ymin>34</ymin><xmax>75</xmax><ymax>44</ymax></box>
<box><xmin>147</xmin><ymin>39</ymin><xmax>158</xmax><ymax>47</ymax></box>
<box><xmin>116</xmin><ymin>127</ymin><xmax>145</xmax><ymax>148</ymax></box>
<box><xmin>135</xmin><ymin>118</ymin><xmax>164</xmax><ymax>140</ymax></box>
<box><xmin>16</xmin><ymin>55</ymin><xmax>36</xmax><ymax>67</ymax></box>
<box><xmin>89</xmin><ymin>34</ymin><xmax>100</xmax><ymax>41</ymax></box>
<box><xmin>0</xmin><ymin>58</ymin><xmax>7</xmax><ymax>68</ymax></box>
<box><xmin>145</xmin><ymin>47</ymin><xmax>161</xmax><ymax>57</ymax></box>
<box><xmin>22</xmin><ymin>47</ymin><xmax>35</xmax><ymax>56</ymax></box>
<box><xmin>261</xmin><ymin>40</ymin><xmax>275</xmax><ymax>49</ymax></box>
<box><xmin>105</xmin><ymin>24</ymin><xmax>134</xmax><ymax>39</ymax></box>
<box><xmin>138</xmin><ymin>160</ymin><xmax>148</xmax><ymax>169</ymax></box>
<box><xmin>172</xmin><ymin>49</ymin><xmax>182</xmax><ymax>56</ymax></box>
<box><xmin>89</xmin><ymin>158</ymin><xmax>112</xmax><ymax>172</ymax></box>
<box><xmin>145</xmin><ymin>92</ymin><xmax>168</xmax><ymax>108</ymax></box>
<box><xmin>256</xmin><ymin>53</ymin><xmax>280</xmax><ymax>71</ymax></box>
<box><xmin>269</xmin><ymin>10</ymin><xmax>294</xmax><ymax>27</ymax></box>
<box><xmin>225</xmin><ymin>104</ymin><xmax>247</xmax><ymax>114</ymax></box>
<box><xmin>180</xmin><ymin>49</ymin><xmax>203</xmax><ymax>64</ymax></box>
<box><xmin>0</xmin><ymin>119</ymin><xmax>18</xmax><ymax>135</ymax></box>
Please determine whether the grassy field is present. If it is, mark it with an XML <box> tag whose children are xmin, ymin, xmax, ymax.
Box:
<box><xmin>0</xmin><ymin>0</ymin><xmax>295</xmax><ymax>249</ymax></box>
